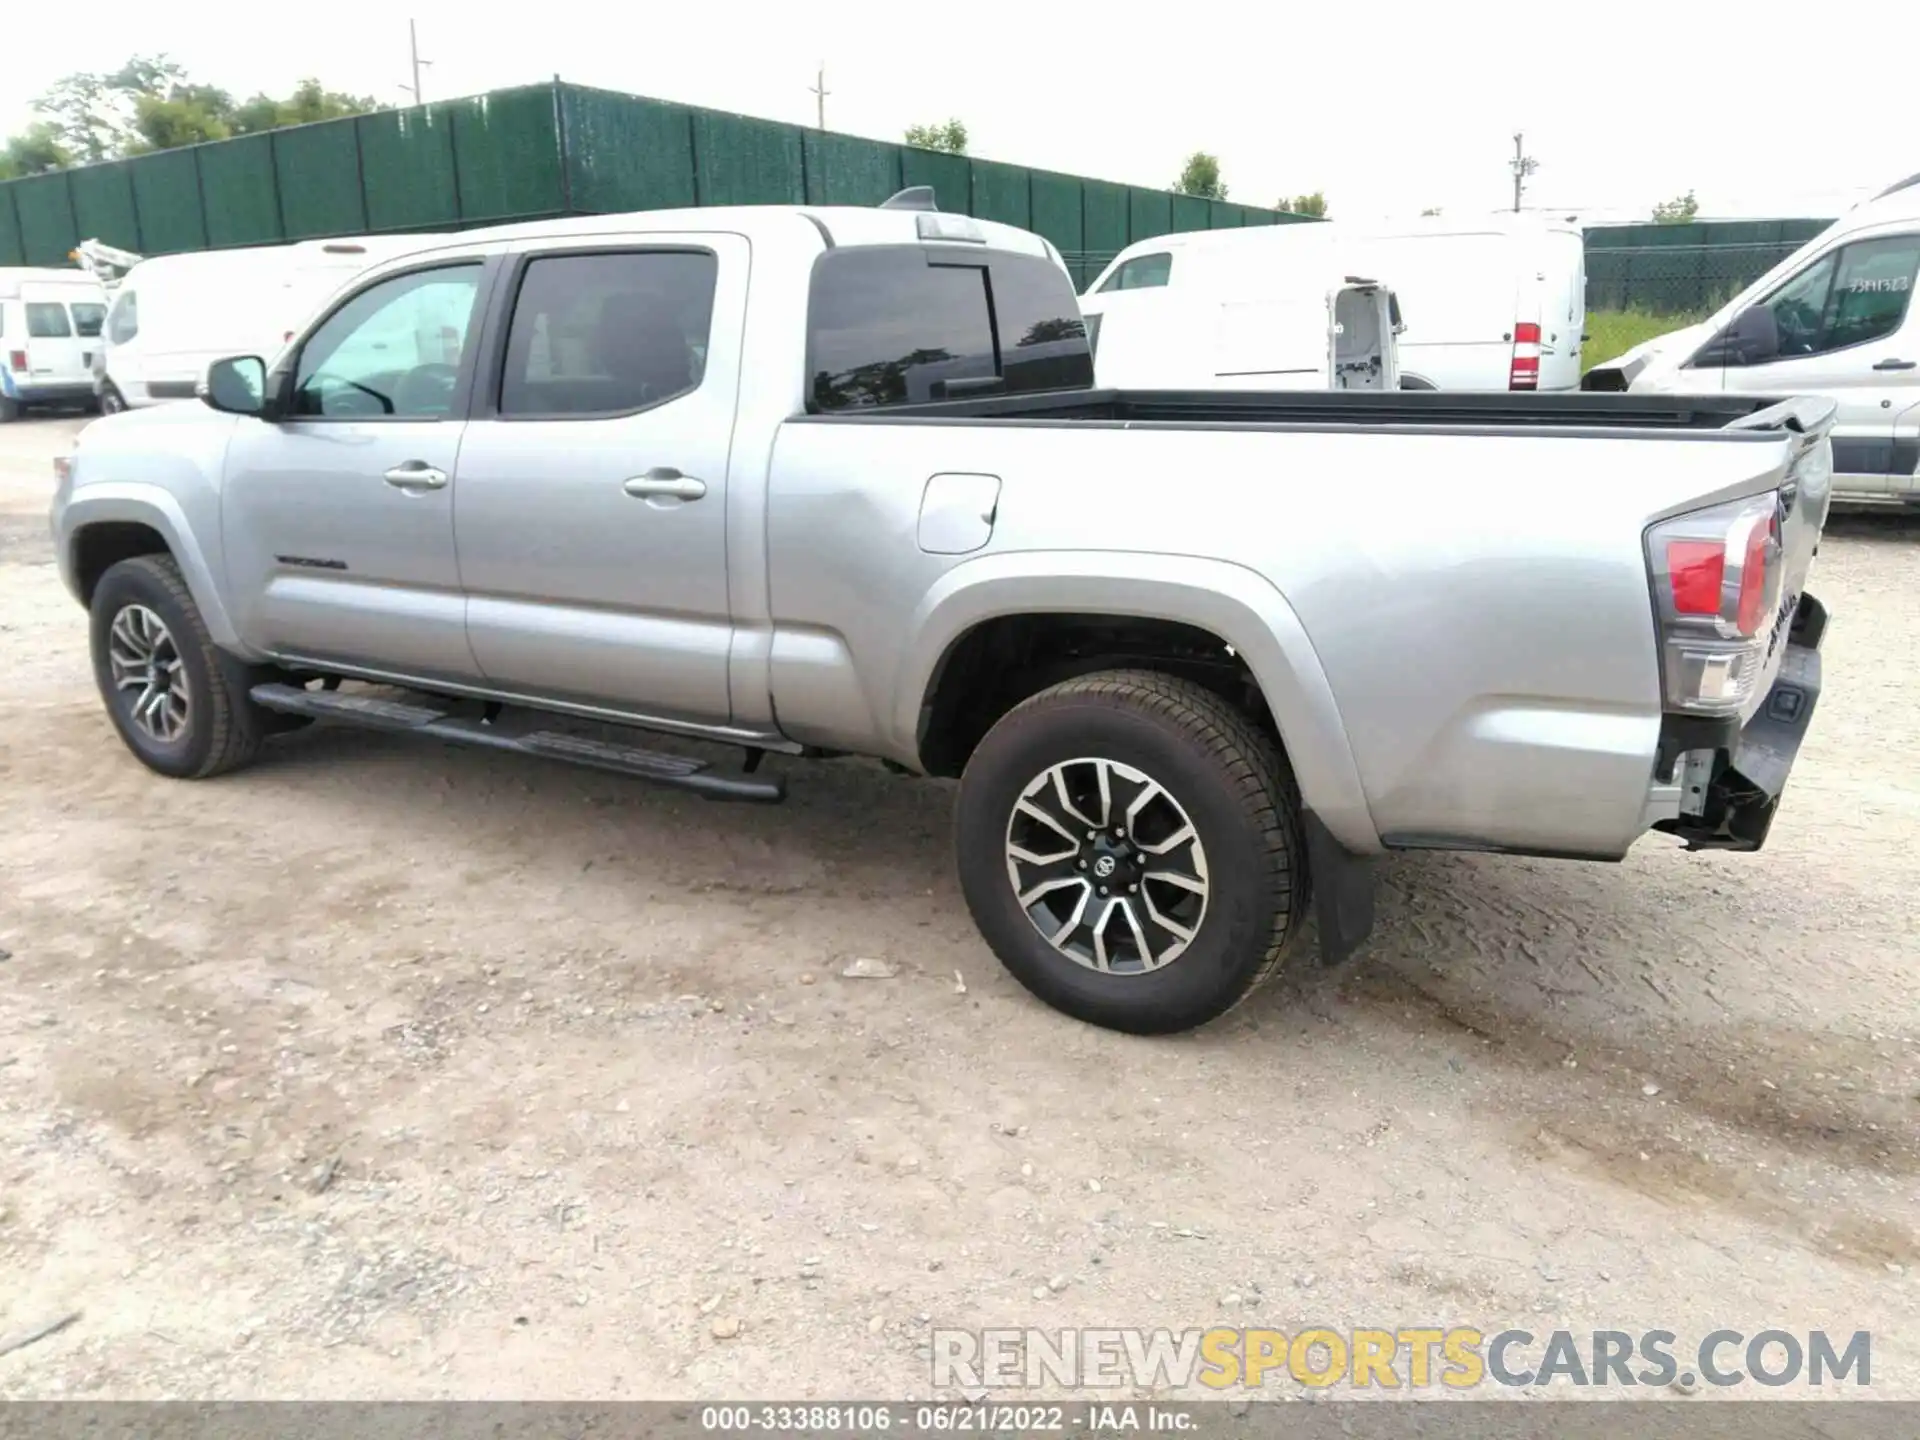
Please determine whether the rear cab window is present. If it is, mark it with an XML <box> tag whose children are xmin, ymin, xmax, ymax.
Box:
<box><xmin>806</xmin><ymin>245</ymin><xmax>1090</xmax><ymax>411</ymax></box>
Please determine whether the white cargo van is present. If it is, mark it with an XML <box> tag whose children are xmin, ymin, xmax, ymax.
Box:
<box><xmin>1086</xmin><ymin>215</ymin><xmax>1587</xmax><ymax>391</ymax></box>
<box><xmin>0</xmin><ymin>269</ymin><xmax>109</xmax><ymax>421</ymax></box>
<box><xmin>97</xmin><ymin>235</ymin><xmax>448</xmax><ymax>411</ymax></box>
<box><xmin>1081</xmin><ymin>266</ymin><xmax>1401</xmax><ymax>391</ymax></box>
<box><xmin>1586</xmin><ymin>172</ymin><xmax>1920</xmax><ymax>508</ymax></box>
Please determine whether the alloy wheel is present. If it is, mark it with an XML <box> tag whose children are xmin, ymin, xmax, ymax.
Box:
<box><xmin>1003</xmin><ymin>757</ymin><xmax>1210</xmax><ymax>974</ymax></box>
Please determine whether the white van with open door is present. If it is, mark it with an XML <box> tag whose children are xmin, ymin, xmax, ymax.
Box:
<box><xmin>1086</xmin><ymin>215</ymin><xmax>1586</xmax><ymax>391</ymax></box>
<box><xmin>1586</xmin><ymin>172</ymin><xmax>1920</xmax><ymax>508</ymax></box>
<box><xmin>0</xmin><ymin>269</ymin><xmax>109</xmax><ymax>421</ymax></box>
<box><xmin>96</xmin><ymin>235</ymin><xmax>448</xmax><ymax>412</ymax></box>
<box><xmin>1081</xmin><ymin>257</ymin><xmax>1401</xmax><ymax>392</ymax></box>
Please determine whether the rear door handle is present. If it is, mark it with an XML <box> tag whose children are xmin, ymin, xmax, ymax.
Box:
<box><xmin>1872</xmin><ymin>358</ymin><xmax>1916</xmax><ymax>371</ymax></box>
<box><xmin>623</xmin><ymin>469</ymin><xmax>707</xmax><ymax>501</ymax></box>
<box><xmin>383</xmin><ymin>463</ymin><xmax>449</xmax><ymax>490</ymax></box>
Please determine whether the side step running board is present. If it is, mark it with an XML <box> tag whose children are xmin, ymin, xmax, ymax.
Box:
<box><xmin>250</xmin><ymin>683</ymin><xmax>785</xmax><ymax>803</ymax></box>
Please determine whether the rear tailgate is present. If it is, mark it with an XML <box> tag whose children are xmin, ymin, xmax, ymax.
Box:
<box><xmin>1725</xmin><ymin>396</ymin><xmax>1836</xmax><ymax>724</ymax></box>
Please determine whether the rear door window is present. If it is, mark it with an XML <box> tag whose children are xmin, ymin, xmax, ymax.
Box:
<box><xmin>71</xmin><ymin>302</ymin><xmax>106</xmax><ymax>339</ymax></box>
<box><xmin>498</xmin><ymin>250</ymin><xmax>718</xmax><ymax>417</ymax></box>
<box><xmin>26</xmin><ymin>303</ymin><xmax>72</xmax><ymax>338</ymax></box>
<box><xmin>806</xmin><ymin>246</ymin><xmax>1090</xmax><ymax>410</ymax></box>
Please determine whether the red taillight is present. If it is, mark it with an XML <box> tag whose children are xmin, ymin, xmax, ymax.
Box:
<box><xmin>1509</xmin><ymin>322</ymin><xmax>1541</xmax><ymax>390</ymax></box>
<box><xmin>6</xmin><ymin>350</ymin><xmax>25</xmax><ymax>372</ymax></box>
<box><xmin>1667</xmin><ymin>540</ymin><xmax>1725</xmax><ymax>614</ymax></box>
<box><xmin>1648</xmin><ymin>493</ymin><xmax>1790</xmax><ymax>716</ymax></box>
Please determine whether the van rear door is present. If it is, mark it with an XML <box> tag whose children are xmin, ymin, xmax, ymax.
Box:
<box><xmin>19</xmin><ymin>285</ymin><xmax>94</xmax><ymax>387</ymax></box>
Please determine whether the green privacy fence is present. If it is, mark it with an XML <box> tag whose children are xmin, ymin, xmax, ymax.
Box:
<box><xmin>0</xmin><ymin>80</ymin><xmax>1310</xmax><ymax>288</ymax></box>
<box><xmin>1584</xmin><ymin>217</ymin><xmax>1832</xmax><ymax>315</ymax></box>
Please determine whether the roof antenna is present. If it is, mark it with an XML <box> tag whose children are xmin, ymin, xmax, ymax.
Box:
<box><xmin>881</xmin><ymin>186</ymin><xmax>938</xmax><ymax>212</ymax></box>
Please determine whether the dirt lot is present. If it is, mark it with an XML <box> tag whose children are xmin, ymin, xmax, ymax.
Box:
<box><xmin>1</xmin><ymin>414</ymin><xmax>1916</xmax><ymax>1401</ymax></box>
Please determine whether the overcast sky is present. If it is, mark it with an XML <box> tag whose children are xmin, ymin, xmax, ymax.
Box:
<box><xmin>8</xmin><ymin>1</ymin><xmax>1916</xmax><ymax>224</ymax></box>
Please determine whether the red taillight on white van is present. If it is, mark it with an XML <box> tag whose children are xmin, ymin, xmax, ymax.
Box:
<box><xmin>1508</xmin><ymin>322</ymin><xmax>1541</xmax><ymax>390</ymax></box>
<box><xmin>6</xmin><ymin>350</ymin><xmax>26</xmax><ymax>373</ymax></box>
<box><xmin>1647</xmin><ymin>494</ymin><xmax>1786</xmax><ymax>714</ymax></box>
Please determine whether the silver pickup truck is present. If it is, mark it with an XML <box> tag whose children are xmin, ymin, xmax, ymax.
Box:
<box><xmin>49</xmin><ymin>195</ymin><xmax>1836</xmax><ymax>1034</ymax></box>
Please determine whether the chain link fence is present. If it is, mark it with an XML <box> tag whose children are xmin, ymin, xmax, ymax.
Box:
<box><xmin>1580</xmin><ymin>221</ymin><xmax>1830</xmax><ymax>368</ymax></box>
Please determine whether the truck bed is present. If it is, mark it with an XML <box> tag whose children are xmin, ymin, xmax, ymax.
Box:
<box><xmin>803</xmin><ymin>386</ymin><xmax>1814</xmax><ymax>435</ymax></box>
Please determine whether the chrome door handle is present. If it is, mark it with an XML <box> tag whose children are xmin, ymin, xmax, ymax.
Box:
<box><xmin>623</xmin><ymin>470</ymin><xmax>707</xmax><ymax>501</ymax></box>
<box><xmin>384</xmin><ymin>463</ymin><xmax>449</xmax><ymax>490</ymax></box>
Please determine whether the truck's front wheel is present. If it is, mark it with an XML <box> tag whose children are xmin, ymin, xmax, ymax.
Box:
<box><xmin>89</xmin><ymin>555</ymin><xmax>268</xmax><ymax>779</ymax></box>
<box><xmin>955</xmin><ymin>670</ymin><xmax>1308</xmax><ymax>1034</ymax></box>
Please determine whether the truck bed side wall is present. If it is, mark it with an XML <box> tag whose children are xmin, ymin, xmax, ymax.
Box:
<box><xmin>762</xmin><ymin>419</ymin><xmax>1802</xmax><ymax>858</ymax></box>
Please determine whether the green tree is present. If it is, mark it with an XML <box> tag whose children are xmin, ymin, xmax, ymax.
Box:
<box><xmin>231</xmin><ymin>79</ymin><xmax>379</xmax><ymax>136</ymax></box>
<box><xmin>1284</xmin><ymin>192</ymin><xmax>1328</xmax><ymax>218</ymax></box>
<box><xmin>1173</xmin><ymin>151</ymin><xmax>1227</xmax><ymax>200</ymax></box>
<box><xmin>0</xmin><ymin>122</ymin><xmax>74</xmax><ymax>179</ymax></box>
<box><xmin>6</xmin><ymin>55</ymin><xmax>378</xmax><ymax>171</ymax></box>
<box><xmin>904</xmin><ymin>119</ymin><xmax>968</xmax><ymax>154</ymax></box>
<box><xmin>1652</xmin><ymin>190</ymin><xmax>1699</xmax><ymax>224</ymax></box>
<box><xmin>31</xmin><ymin>66</ymin><xmax>140</xmax><ymax>163</ymax></box>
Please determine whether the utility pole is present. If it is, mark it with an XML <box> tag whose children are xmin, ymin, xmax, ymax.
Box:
<box><xmin>809</xmin><ymin>63</ymin><xmax>830</xmax><ymax>130</ymax></box>
<box><xmin>403</xmin><ymin>19</ymin><xmax>433</xmax><ymax>105</ymax></box>
<box><xmin>1509</xmin><ymin>132</ymin><xmax>1539</xmax><ymax>212</ymax></box>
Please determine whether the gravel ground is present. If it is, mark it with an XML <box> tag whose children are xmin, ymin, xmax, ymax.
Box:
<box><xmin>1</xmin><ymin>414</ymin><xmax>1916</xmax><ymax>1400</ymax></box>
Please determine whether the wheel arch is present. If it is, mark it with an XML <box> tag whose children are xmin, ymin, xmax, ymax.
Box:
<box><xmin>900</xmin><ymin>551</ymin><xmax>1381</xmax><ymax>855</ymax></box>
<box><xmin>61</xmin><ymin>488</ymin><xmax>250</xmax><ymax>655</ymax></box>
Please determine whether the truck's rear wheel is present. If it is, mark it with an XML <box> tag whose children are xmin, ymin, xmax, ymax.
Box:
<box><xmin>955</xmin><ymin>669</ymin><xmax>1308</xmax><ymax>1034</ymax></box>
<box><xmin>89</xmin><ymin>555</ymin><xmax>268</xmax><ymax>779</ymax></box>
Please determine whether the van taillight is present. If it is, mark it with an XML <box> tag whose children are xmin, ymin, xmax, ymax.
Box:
<box><xmin>1648</xmin><ymin>495</ymin><xmax>1785</xmax><ymax>714</ymax></box>
<box><xmin>1508</xmin><ymin>322</ymin><xmax>1541</xmax><ymax>390</ymax></box>
<box><xmin>6</xmin><ymin>350</ymin><xmax>25</xmax><ymax>372</ymax></box>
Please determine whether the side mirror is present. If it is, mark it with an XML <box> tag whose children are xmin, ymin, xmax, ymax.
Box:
<box><xmin>201</xmin><ymin>355</ymin><xmax>270</xmax><ymax>416</ymax></box>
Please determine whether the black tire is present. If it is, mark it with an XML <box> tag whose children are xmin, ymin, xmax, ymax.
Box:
<box><xmin>0</xmin><ymin>395</ymin><xmax>18</xmax><ymax>424</ymax></box>
<box><xmin>89</xmin><ymin>554</ymin><xmax>268</xmax><ymax>779</ymax></box>
<box><xmin>97</xmin><ymin>384</ymin><xmax>127</xmax><ymax>415</ymax></box>
<box><xmin>955</xmin><ymin>669</ymin><xmax>1308</xmax><ymax>1034</ymax></box>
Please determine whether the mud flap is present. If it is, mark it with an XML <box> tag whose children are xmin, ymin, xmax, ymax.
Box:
<box><xmin>1304</xmin><ymin>811</ymin><xmax>1376</xmax><ymax>966</ymax></box>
